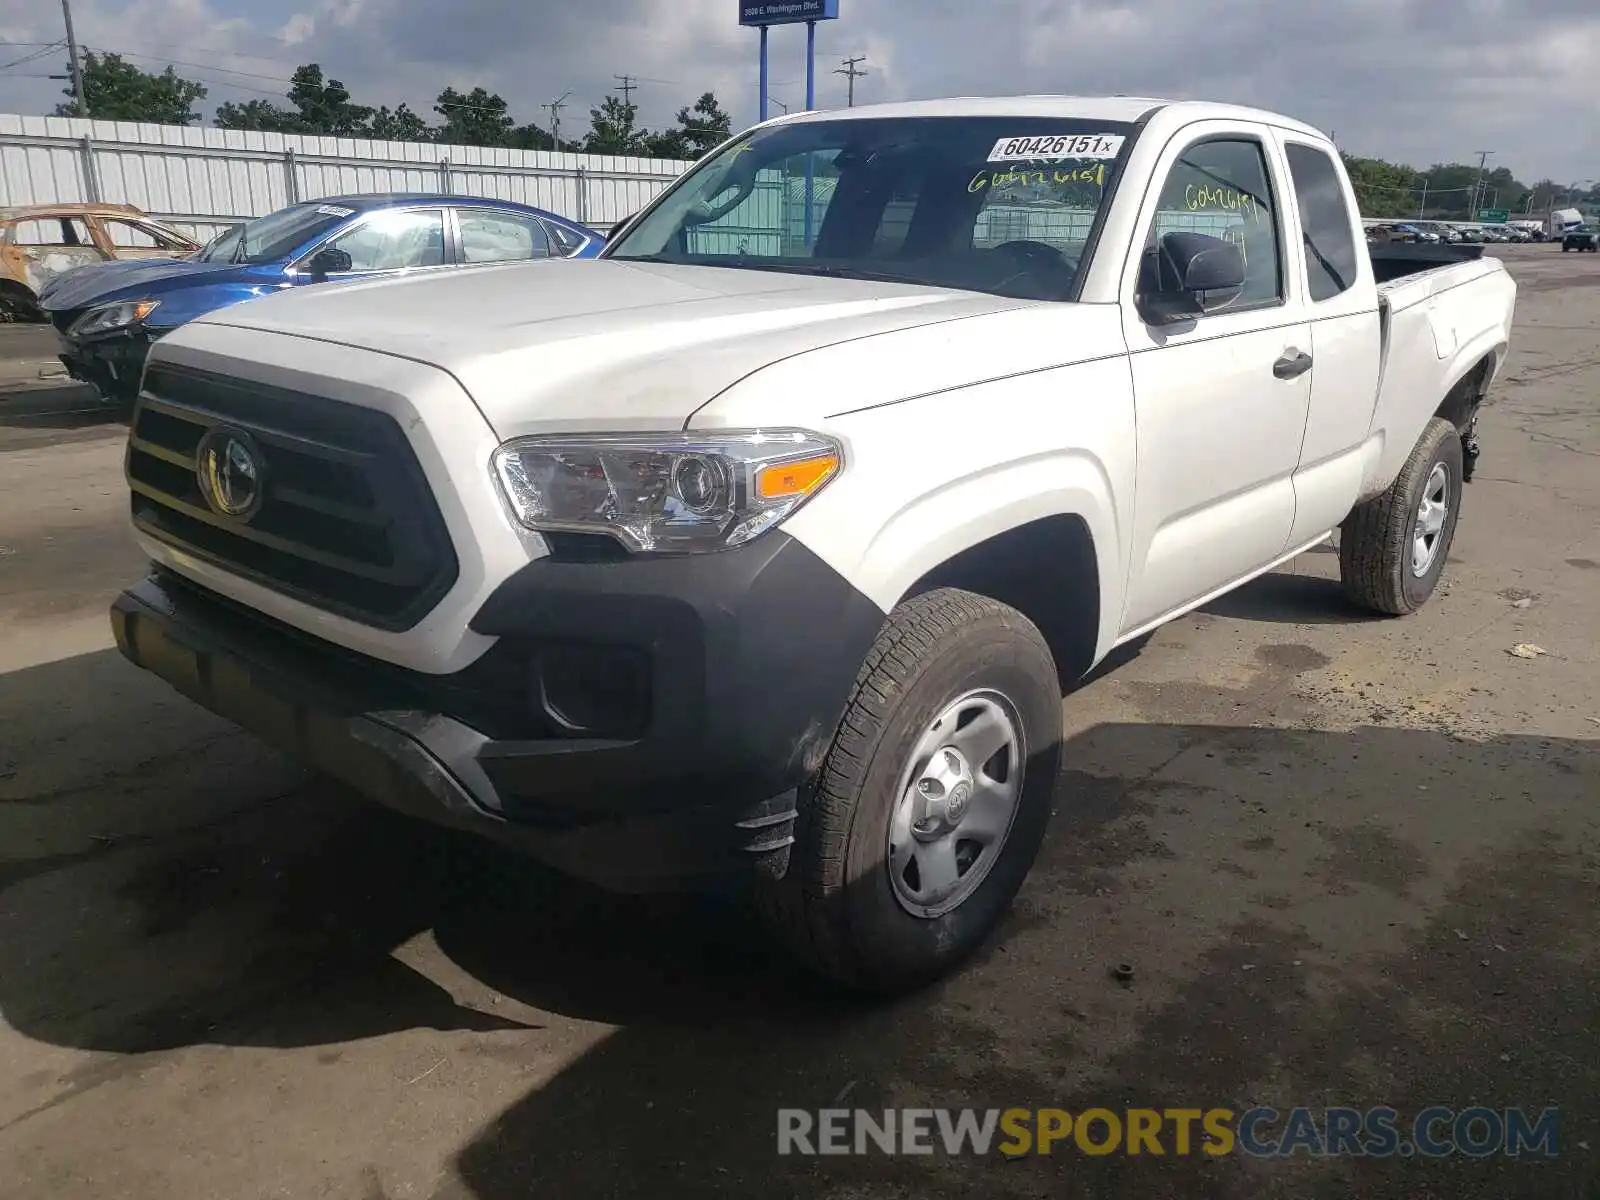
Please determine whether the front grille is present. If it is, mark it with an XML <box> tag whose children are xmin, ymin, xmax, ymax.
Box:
<box><xmin>127</xmin><ymin>362</ymin><xmax>459</xmax><ymax>631</ymax></box>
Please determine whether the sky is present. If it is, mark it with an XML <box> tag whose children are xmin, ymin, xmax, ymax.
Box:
<box><xmin>1</xmin><ymin>0</ymin><xmax>1596</xmax><ymax>185</ymax></box>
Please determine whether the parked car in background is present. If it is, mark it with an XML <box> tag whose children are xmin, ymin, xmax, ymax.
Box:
<box><xmin>1391</xmin><ymin>223</ymin><xmax>1439</xmax><ymax>243</ymax></box>
<box><xmin>1562</xmin><ymin>224</ymin><xmax>1598</xmax><ymax>252</ymax></box>
<box><xmin>40</xmin><ymin>194</ymin><xmax>605</xmax><ymax>407</ymax></box>
<box><xmin>0</xmin><ymin>203</ymin><xmax>200</xmax><ymax>321</ymax></box>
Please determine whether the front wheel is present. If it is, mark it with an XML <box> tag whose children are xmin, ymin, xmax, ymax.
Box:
<box><xmin>1339</xmin><ymin>417</ymin><xmax>1464</xmax><ymax>615</ymax></box>
<box><xmin>755</xmin><ymin>588</ymin><xmax>1063</xmax><ymax>993</ymax></box>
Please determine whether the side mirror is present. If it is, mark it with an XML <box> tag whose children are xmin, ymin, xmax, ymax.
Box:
<box><xmin>307</xmin><ymin>247</ymin><xmax>353</xmax><ymax>282</ymax></box>
<box><xmin>1137</xmin><ymin>231</ymin><xmax>1247</xmax><ymax>326</ymax></box>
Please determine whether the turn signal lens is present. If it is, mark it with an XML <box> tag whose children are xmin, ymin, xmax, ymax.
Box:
<box><xmin>755</xmin><ymin>453</ymin><xmax>840</xmax><ymax>500</ymax></box>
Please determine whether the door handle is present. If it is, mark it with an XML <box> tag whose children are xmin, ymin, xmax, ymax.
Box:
<box><xmin>1273</xmin><ymin>349</ymin><xmax>1314</xmax><ymax>380</ymax></box>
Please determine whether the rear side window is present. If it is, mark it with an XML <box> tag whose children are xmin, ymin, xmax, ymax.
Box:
<box><xmin>545</xmin><ymin>221</ymin><xmax>586</xmax><ymax>255</ymax></box>
<box><xmin>1285</xmin><ymin>143</ymin><xmax>1360</xmax><ymax>302</ymax></box>
<box><xmin>457</xmin><ymin>209</ymin><xmax>551</xmax><ymax>263</ymax></box>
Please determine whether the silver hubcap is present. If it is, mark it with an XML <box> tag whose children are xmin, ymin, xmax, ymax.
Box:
<box><xmin>887</xmin><ymin>690</ymin><xmax>1025</xmax><ymax>919</ymax></box>
<box><xmin>1411</xmin><ymin>462</ymin><xmax>1451</xmax><ymax>577</ymax></box>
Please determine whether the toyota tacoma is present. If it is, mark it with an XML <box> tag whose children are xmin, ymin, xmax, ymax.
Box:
<box><xmin>110</xmin><ymin>97</ymin><xmax>1517</xmax><ymax>992</ymax></box>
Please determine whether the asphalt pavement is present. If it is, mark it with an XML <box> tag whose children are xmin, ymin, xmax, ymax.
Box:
<box><xmin>0</xmin><ymin>246</ymin><xmax>1597</xmax><ymax>1199</ymax></box>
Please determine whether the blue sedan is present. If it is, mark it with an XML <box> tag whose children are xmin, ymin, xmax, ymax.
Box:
<box><xmin>39</xmin><ymin>193</ymin><xmax>605</xmax><ymax>406</ymax></box>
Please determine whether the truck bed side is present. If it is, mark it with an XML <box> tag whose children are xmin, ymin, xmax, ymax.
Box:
<box><xmin>1359</xmin><ymin>256</ymin><xmax>1516</xmax><ymax>500</ymax></box>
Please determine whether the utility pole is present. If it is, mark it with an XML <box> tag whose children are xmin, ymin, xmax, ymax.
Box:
<box><xmin>613</xmin><ymin>74</ymin><xmax>636</xmax><ymax>109</ymax></box>
<box><xmin>1470</xmin><ymin>150</ymin><xmax>1493</xmax><ymax>217</ymax></box>
<box><xmin>59</xmin><ymin>0</ymin><xmax>87</xmax><ymax>117</ymax></box>
<box><xmin>833</xmin><ymin>55</ymin><xmax>868</xmax><ymax>107</ymax></box>
<box><xmin>543</xmin><ymin>91</ymin><xmax>571</xmax><ymax>149</ymax></box>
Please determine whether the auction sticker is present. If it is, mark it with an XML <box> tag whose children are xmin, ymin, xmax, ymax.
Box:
<box><xmin>988</xmin><ymin>133</ymin><xmax>1125</xmax><ymax>162</ymax></box>
<box><xmin>316</xmin><ymin>204</ymin><xmax>356</xmax><ymax>217</ymax></box>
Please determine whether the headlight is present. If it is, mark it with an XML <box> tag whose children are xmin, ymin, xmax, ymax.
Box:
<box><xmin>69</xmin><ymin>299</ymin><xmax>161</xmax><ymax>338</ymax></box>
<box><xmin>492</xmin><ymin>429</ymin><xmax>842</xmax><ymax>553</ymax></box>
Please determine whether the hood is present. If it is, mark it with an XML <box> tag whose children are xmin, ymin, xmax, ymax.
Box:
<box><xmin>38</xmin><ymin>257</ymin><xmax>267</xmax><ymax>312</ymax></box>
<box><xmin>192</xmin><ymin>258</ymin><xmax>1038</xmax><ymax>435</ymax></box>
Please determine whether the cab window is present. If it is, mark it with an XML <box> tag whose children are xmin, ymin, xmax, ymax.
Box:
<box><xmin>1142</xmin><ymin>138</ymin><xmax>1283</xmax><ymax>307</ymax></box>
<box><xmin>1285</xmin><ymin>143</ymin><xmax>1360</xmax><ymax>302</ymax></box>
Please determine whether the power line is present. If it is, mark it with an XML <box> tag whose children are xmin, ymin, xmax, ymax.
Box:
<box><xmin>613</xmin><ymin>74</ymin><xmax>636</xmax><ymax>108</ymax></box>
<box><xmin>833</xmin><ymin>55</ymin><xmax>867</xmax><ymax>107</ymax></box>
<box><xmin>1</xmin><ymin>40</ymin><xmax>63</xmax><ymax>70</ymax></box>
<box><xmin>104</xmin><ymin>46</ymin><xmax>310</xmax><ymax>84</ymax></box>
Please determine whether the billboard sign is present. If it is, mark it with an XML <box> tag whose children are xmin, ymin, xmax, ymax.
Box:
<box><xmin>1477</xmin><ymin>209</ymin><xmax>1509</xmax><ymax>224</ymax></box>
<box><xmin>740</xmin><ymin>0</ymin><xmax>839</xmax><ymax>25</ymax></box>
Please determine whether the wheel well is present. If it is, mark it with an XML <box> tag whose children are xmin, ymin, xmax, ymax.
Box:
<box><xmin>906</xmin><ymin>514</ymin><xmax>1100</xmax><ymax>689</ymax></box>
<box><xmin>1435</xmin><ymin>354</ymin><xmax>1494</xmax><ymax>431</ymax></box>
<box><xmin>0</xmin><ymin>277</ymin><xmax>40</xmax><ymax>318</ymax></box>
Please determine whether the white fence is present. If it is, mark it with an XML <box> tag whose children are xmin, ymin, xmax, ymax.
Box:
<box><xmin>0</xmin><ymin>114</ymin><xmax>694</xmax><ymax>241</ymax></box>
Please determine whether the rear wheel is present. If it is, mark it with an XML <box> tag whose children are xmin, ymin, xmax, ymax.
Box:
<box><xmin>1339</xmin><ymin>417</ymin><xmax>1464</xmax><ymax>615</ymax></box>
<box><xmin>755</xmin><ymin>588</ymin><xmax>1063</xmax><ymax>993</ymax></box>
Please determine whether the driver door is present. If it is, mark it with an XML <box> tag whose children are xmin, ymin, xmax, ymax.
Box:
<box><xmin>1117</xmin><ymin>124</ymin><xmax>1314</xmax><ymax>634</ymax></box>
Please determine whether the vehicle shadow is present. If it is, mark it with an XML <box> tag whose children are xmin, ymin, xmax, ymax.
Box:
<box><xmin>2</xmin><ymin>647</ymin><xmax>1597</xmax><ymax>1199</ymax></box>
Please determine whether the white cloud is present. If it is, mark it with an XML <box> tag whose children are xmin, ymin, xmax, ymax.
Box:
<box><xmin>0</xmin><ymin>0</ymin><xmax>1594</xmax><ymax>182</ymax></box>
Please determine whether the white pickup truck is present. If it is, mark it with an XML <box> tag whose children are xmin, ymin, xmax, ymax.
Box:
<box><xmin>111</xmin><ymin>97</ymin><xmax>1516</xmax><ymax>992</ymax></box>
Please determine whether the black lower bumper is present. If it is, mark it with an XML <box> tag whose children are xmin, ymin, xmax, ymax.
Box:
<box><xmin>111</xmin><ymin>535</ymin><xmax>886</xmax><ymax>892</ymax></box>
<box><xmin>55</xmin><ymin>330</ymin><xmax>151</xmax><ymax>404</ymax></box>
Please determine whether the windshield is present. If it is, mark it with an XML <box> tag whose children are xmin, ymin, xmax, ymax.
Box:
<box><xmin>195</xmin><ymin>203</ymin><xmax>354</xmax><ymax>264</ymax></box>
<box><xmin>604</xmin><ymin>115</ymin><xmax>1137</xmax><ymax>301</ymax></box>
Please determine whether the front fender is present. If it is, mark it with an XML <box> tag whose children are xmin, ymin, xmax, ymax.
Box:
<box><xmin>778</xmin><ymin>355</ymin><xmax>1137</xmax><ymax>666</ymax></box>
<box><xmin>150</xmin><ymin>282</ymin><xmax>293</xmax><ymax>330</ymax></box>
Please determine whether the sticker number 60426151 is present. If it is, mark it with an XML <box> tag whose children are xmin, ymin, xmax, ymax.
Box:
<box><xmin>987</xmin><ymin>133</ymin><xmax>1125</xmax><ymax>163</ymax></box>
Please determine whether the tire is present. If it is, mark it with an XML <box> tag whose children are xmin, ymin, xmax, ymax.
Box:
<box><xmin>755</xmin><ymin>588</ymin><xmax>1063</xmax><ymax>993</ymax></box>
<box><xmin>1339</xmin><ymin>417</ymin><xmax>1464</xmax><ymax>615</ymax></box>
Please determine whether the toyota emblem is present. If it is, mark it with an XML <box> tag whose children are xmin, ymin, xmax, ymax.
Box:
<box><xmin>196</xmin><ymin>427</ymin><xmax>264</xmax><ymax>521</ymax></box>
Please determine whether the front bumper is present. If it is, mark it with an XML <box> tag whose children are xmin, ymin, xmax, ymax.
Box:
<box><xmin>111</xmin><ymin>534</ymin><xmax>886</xmax><ymax>892</ymax></box>
<box><xmin>55</xmin><ymin>329</ymin><xmax>154</xmax><ymax>403</ymax></box>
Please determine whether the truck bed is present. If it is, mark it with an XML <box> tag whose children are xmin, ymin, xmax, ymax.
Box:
<box><xmin>1363</xmin><ymin>250</ymin><xmax>1517</xmax><ymax>498</ymax></box>
<box><xmin>1368</xmin><ymin>240</ymin><xmax>1487</xmax><ymax>285</ymax></box>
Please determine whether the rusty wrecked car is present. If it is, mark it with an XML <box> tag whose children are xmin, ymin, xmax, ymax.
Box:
<box><xmin>0</xmin><ymin>203</ymin><xmax>200</xmax><ymax>321</ymax></box>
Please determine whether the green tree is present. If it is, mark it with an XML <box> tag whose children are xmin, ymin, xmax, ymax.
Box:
<box><xmin>286</xmin><ymin>64</ymin><xmax>372</xmax><ymax>135</ymax></box>
<box><xmin>511</xmin><ymin>123</ymin><xmax>559</xmax><ymax>151</ymax></box>
<box><xmin>367</xmin><ymin>103</ymin><xmax>431</xmax><ymax>142</ymax></box>
<box><xmin>433</xmin><ymin>87</ymin><xmax>514</xmax><ymax>147</ymax></box>
<box><xmin>1340</xmin><ymin>154</ymin><xmax>1421</xmax><ymax>219</ymax></box>
<box><xmin>55</xmin><ymin>51</ymin><xmax>207</xmax><ymax>125</ymax></box>
<box><xmin>642</xmin><ymin>127</ymin><xmax>690</xmax><ymax>159</ymax></box>
<box><xmin>583</xmin><ymin>96</ymin><xmax>646</xmax><ymax>155</ymax></box>
<box><xmin>213</xmin><ymin>98</ymin><xmax>299</xmax><ymax>132</ymax></box>
<box><xmin>675</xmin><ymin>91</ymin><xmax>731</xmax><ymax>157</ymax></box>
<box><xmin>215</xmin><ymin>63</ymin><xmax>370</xmax><ymax>135</ymax></box>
